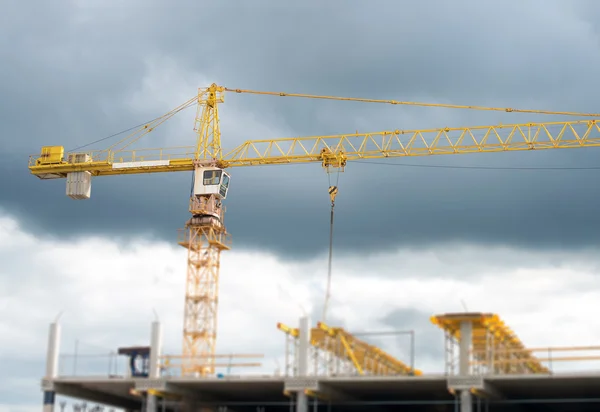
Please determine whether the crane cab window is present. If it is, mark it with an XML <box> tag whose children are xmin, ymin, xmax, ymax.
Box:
<box><xmin>219</xmin><ymin>173</ymin><xmax>230</xmax><ymax>198</ymax></box>
<box><xmin>203</xmin><ymin>170</ymin><xmax>222</xmax><ymax>185</ymax></box>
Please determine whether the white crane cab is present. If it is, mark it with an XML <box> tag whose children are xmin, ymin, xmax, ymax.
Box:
<box><xmin>193</xmin><ymin>167</ymin><xmax>230</xmax><ymax>200</ymax></box>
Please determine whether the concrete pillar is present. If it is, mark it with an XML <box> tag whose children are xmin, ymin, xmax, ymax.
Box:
<box><xmin>146</xmin><ymin>321</ymin><xmax>162</xmax><ymax>412</ymax></box>
<box><xmin>296</xmin><ymin>316</ymin><xmax>310</xmax><ymax>412</ymax></box>
<box><xmin>459</xmin><ymin>320</ymin><xmax>472</xmax><ymax>376</ymax></box>
<box><xmin>146</xmin><ymin>394</ymin><xmax>157</xmax><ymax>412</ymax></box>
<box><xmin>43</xmin><ymin>322</ymin><xmax>61</xmax><ymax>412</ymax></box>
<box><xmin>149</xmin><ymin>321</ymin><xmax>162</xmax><ymax>378</ymax></box>
<box><xmin>459</xmin><ymin>320</ymin><xmax>473</xmax><ymax>412</ymax></box>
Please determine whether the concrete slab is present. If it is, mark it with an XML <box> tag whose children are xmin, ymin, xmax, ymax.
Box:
<box><xmin>320</xmin><ymin>375</ymin><xmax>451</xmax><ymax>401</ymax></box>
<box><xmin>489</xmin><ymin>372</ymin><xmax>600</xmax><ymax>399</ymax></box>
<box><xmin>51</xmin><ymin>377</ymin><xmax>139</xmax><ymax>410</ymax></box>
<box><xmin>49</xmin><ymin>373</ymin><xmax>600</xmax><ymax>411</ymax></box>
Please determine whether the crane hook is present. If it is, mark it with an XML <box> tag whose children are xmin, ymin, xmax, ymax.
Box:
<box><xmin>328</xmin><ymin>185</ymin><xmax>338</xmax><ymax>207</ymax></box>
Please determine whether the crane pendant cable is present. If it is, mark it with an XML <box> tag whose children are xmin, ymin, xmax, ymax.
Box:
<box><xmin>322</xmin><ymin>170</ymin><xmax>340</xmax><ymax>323</ymax></box>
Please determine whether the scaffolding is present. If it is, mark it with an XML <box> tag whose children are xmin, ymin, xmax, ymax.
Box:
<box><xmin>278</xmin><ymin>321</ymin><xmax>421</xmax><ymax>377</ymax></box>
<box><xmin>431</xmin><ymin>312</ymin><xmax>550</xmax><ymax>375</ymax></box>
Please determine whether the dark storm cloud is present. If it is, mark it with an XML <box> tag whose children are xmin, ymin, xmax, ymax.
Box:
<box><xmin>3</xmin><ymin>0</ymin><xmax>600</xmax><ymax>258</ymax></box>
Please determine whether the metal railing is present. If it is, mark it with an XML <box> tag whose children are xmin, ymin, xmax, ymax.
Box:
<box><xmin>469</xmin><ymin>345</ymin><xmax>600</xmax><ymax>375</ymax></box>
<box><xmin>56</xmin><ymin>350</ymin><xmax>265</xmax><ymax>378</ymax></box>
<box><xmin>29</xmin><ymin>146</ymin><xmax>197</xmax><ymax>167</ymax></box>
<box><xmin>58</xmin><ymin>352</ymin><xmax>124</xmax><ymax>378</ymax></box>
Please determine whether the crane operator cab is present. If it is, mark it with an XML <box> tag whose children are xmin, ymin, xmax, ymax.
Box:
<box><xmin>193</xmin><ymin>167</ymin><xmax>230</xmax><ymax>200</ymax></box>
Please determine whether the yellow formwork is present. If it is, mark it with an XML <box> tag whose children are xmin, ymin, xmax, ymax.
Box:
<box><xmin>277</xmin><ymin>321</ymin><xmax>421</xmax><ymax>376</ymax></box>
<box><xmin>431</xmin><ymin>312</ymin><xmax>549</xmax><ymax>374</ymax></box>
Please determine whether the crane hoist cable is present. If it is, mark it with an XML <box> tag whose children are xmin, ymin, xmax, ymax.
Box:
<box><xmin>322</xmin><ymin>170</ymin><xmax>340</xmax><ymax>323</ymax></box>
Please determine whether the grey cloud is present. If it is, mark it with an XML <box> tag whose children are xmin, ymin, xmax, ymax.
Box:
<box><xmin>379</xmin><ymin>307</ymin><xmax>444</xmax><ymax>369</ymax></box>
<box><xmin>4</xmin><ymin>0</ymin><xmax>600</xmax><ymax>259</ymax></box>
<box><xmin>328</xmin><ymin>243</ymin><xmax>600</xmax><ymax>286</ymax></box>
<box><xmin>0</xmin><ymin>359</ymin><xmax>44</xmax><ymax>406</ymax></box>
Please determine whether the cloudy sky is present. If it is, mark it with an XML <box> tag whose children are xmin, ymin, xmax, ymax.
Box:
<box><xmin>4</xmin><ymin>0</ymin><xmax>600</xmax><ymax>410</ymax></box>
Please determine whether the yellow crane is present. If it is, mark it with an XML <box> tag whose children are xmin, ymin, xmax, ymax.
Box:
<box><xmin>28</xmin><ymin>83</ymin><xmax>600</xmax><ymax>376</ymax></box>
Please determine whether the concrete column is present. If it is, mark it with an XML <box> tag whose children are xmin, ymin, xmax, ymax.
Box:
<box><xmin>146</xmin><ymin>394</ymin><xmax>157</xmax><ymax>412</ymax></box>
<box><xmin>459</xmin><ymin>320</ymin><xmax>473</xmax><ymax>412</ymax></box>
<box><xmin>43</xmin><ymin>322</ymin><xmax>61</xmax><ymax>412</ymax></box>
<box><xmin>149</xmin><ymin>321</ymin><xmax>162</xmax><ymax>378</ymax></box>
<box><xmin>459</xmin><ymin>320</ymin><xmax>472</xmax><ymax>376</ymax></box>
<box><xmin>146</xmin><ymin>321</ymin><xmax>162</xmax><ymax>412</ymax></box>
<box><xmin>296</xmin><ymin>316</ymin><xmax>310</xmax><ymax>412</ymax></box>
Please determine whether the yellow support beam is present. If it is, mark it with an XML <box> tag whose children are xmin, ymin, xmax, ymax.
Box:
<box><xmin>147</xmin><ymin>389</ymin><xmax>182</xmax><ymax>401</ymax></box>
<box><xmin>277</xmin><ymin>321</ymin><xmax>421</xmax><ymax>376</ymax></box>
<box><xmin>430</xmin><ymin>312</ymin><xmax>549</xmax><ymax>374</ymax></box>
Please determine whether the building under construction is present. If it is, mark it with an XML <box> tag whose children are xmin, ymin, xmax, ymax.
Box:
<box><xmin>30</xmin><ymin>86</ymin><xmax>600</xmax><ymax>411</ymax></box>
<box><xmin>42</xmin><ymin>312</ymin><xmax>600</xmax><ymax>412</ymax></box>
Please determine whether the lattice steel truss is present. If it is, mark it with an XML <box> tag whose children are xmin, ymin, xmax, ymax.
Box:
<box><xmin>178</xmin><ymin>194</ymin><xmax>231</xmax><ymax>376</ymax></box>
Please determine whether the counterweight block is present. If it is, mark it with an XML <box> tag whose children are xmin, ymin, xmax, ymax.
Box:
<box><xmin>66</xmin><ymin>171</ymin><xmax>92</xmax><ymax>200</ymax></box>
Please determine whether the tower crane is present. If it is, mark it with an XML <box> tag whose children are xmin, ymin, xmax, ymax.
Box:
<box><xmin>28</xmin><ymin>83</ymin><xmax>600</xmax><ymax>376</ymax></box>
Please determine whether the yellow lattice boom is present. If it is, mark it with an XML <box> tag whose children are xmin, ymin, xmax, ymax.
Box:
<box><xmin>277</xmin><ymin>321</ymin><xmax>421</xmax><ymax>376</ymax></box>
<box><xmin>431</xmin><ymin>312</ymin><xmax>549</xmax><ymax>374</ymax></box>
<box><xmin>29</xmin><ymin>119</ymin><xmax>600</xmax><ymax>178</ymax></box>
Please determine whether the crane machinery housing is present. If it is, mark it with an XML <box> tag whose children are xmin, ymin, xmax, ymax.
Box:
<box><xmin>28</xmin><ymin>83</ymin><xmax>600</xmax><ymax>377</ymax></box>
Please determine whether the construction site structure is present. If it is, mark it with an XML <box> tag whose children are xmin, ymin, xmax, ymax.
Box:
<box><xmin>30</xmin><ymin>85</ymin><xmax>600</xmax><ymax>411</ymax></box>
<box><xmin>42</xmin><ymin>312</ymin><xmax>600</xmax><ymax>412</ymax></box>
<box><xmin>431</xmin><ymin>312</ymin><xmax>550</xmax><ymax>376</ymax></box>
<box><xmin>277</xmin><ymin>321</ymin><xmax>421</xmax><ymax>377</ymax></box>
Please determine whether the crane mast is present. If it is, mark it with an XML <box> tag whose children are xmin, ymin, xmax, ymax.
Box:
<box><xmin>180</xmin><ymin>84</ymin><xmax>230</xmax><ymax>376</ymax></box>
